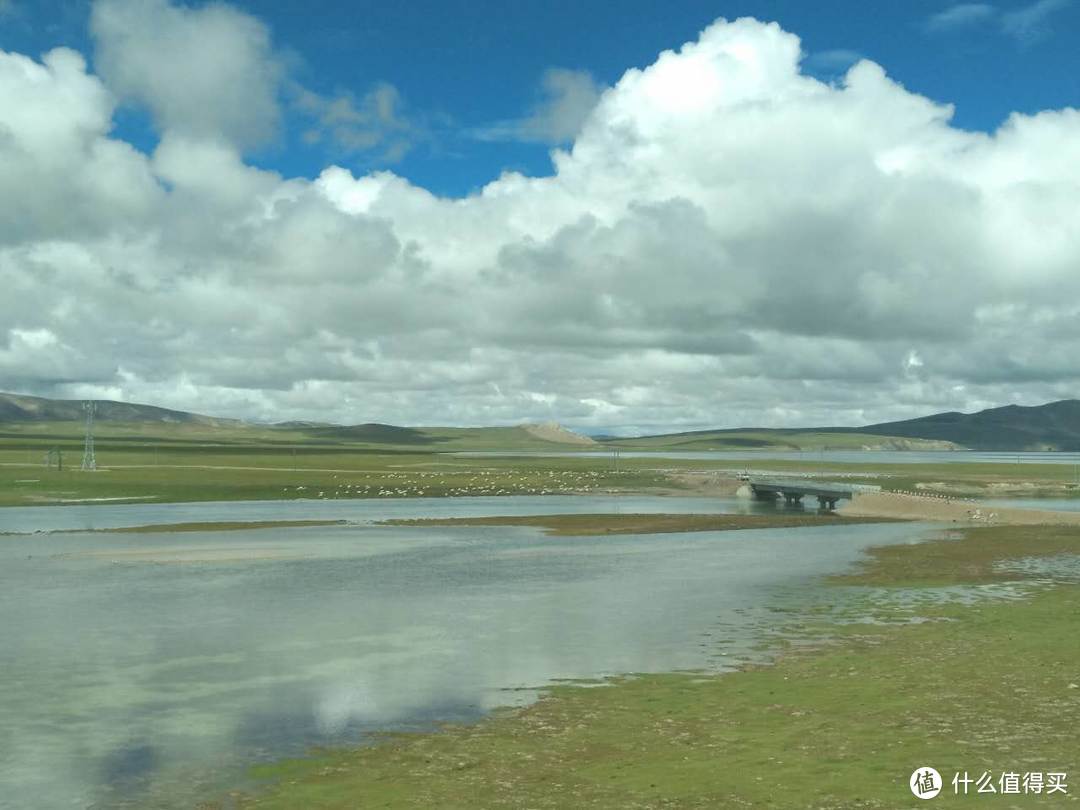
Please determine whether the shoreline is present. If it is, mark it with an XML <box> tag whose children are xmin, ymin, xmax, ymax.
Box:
<box><xmin>840</xmin><ymin>490</ymin><xmax>1080</xmax><ymax>525</ymax></box>
<box><xmin>1</xmin><ymin>519</ymin><xmax>349</xmax><ymax>536</ymax></box>
<box><xmin>380</xmin><ymin>511</ymin><xmax>897</xmax><ymax>535</ymax></box>
<box><xmin>214</xmin><ymin>522</ymin><xmax>1080</xmax><ymax>808</ymax></box>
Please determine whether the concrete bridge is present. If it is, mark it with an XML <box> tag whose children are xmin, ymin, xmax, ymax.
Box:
<box><xmin>747</xmin><ymin>477</ymin><xmax>876</xmax><ymax>511</ymax></box>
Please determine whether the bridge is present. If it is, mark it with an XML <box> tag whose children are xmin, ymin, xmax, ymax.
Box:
<box><xmin>746</xmin><ymin>477</ymin><xmax>878</xmax><ymax>511</ymax></box>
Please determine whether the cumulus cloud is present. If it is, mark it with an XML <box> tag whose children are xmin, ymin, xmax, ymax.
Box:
<box><xmin>474</xmin><ymin>68</ymin><xmax>604</xmax><ymax>144</ymax></box>
<box><xmin>3</xmin><ymin>13</ymin><xmax>1080</xmax><ymax>430</ymax></box>
<box><xmin>90</xmin><ymin>0</ymin><xmax>283</xmax><ymax>148</ymax></box>
<box><xmin>0</xmin><ymin>47</ymin><xmax>160</xmax><ymax>244</ymax></box>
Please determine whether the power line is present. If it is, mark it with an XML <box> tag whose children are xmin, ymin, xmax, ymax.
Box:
<box><xmin>81</xmin><ymin>401</ymin><xmax>97</xmax><ymax>471</ymax></box>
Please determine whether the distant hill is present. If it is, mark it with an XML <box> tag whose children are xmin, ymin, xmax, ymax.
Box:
<box><xmin>838</xmin><ymin>400</ymin><xmax>1080</xmax><ymax>451</ymax></box>
<box><xmin>0</xmin><ymin>392</ymin><xmax>240</xmax><ymax>427</ymax></box>
<box><xmin>522</xmin><ymin>421</ymin><xmax>597</xmax><ymax>445</ymax></box>
<box><xmin>611</xmin><ymin>400</ymin><xmax>1080</xmax><ymax>452</ymax></box>
<box><xmin>4</xmin><ymin>391</ymin><xmax>1077</xmax><ymax>451</ymax></box>
<box><xmin>605</xmin><ymin>429</ymin><xmax>957</xmax><ymax>452</ymax></box>
<box><xmin>0</xmin><ymin>392</ymin><xmax>599</xmax><ymax>451</ymax></box>
<box><xmin>305</xmin><ymin>424</ymin><xmax>597</xmax><ymax>450</ymax></box>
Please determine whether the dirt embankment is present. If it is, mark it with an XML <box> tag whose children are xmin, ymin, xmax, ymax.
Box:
<box><xmin>382</xmin><ymin>512</ymin><xmax>892</xmax><ymax>536</ymax></box>
<box><xmin>663</xmin><ymin>471</ymin><xmax>746</xmax><ymax>496</ymax></box>
<box><xmin>840</xmin><ymin>491</ymin><xmax>1080</xmax><ymax>526</ymax></box>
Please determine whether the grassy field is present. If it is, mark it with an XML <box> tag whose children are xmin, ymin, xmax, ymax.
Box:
<box><xmin>5</xmin><ymin>450</ymin><xmax>1079</xmax><ymax>508</ymax></box>
<box><xmin>207</xmin><ymin>523</ymin><xmax>1080</xmax><ymax>809</ymax></box>
<box><xmin>0</xmin><ymin>456</ymin><xmax>674</xmax><ymax>507</ymax></box>
<box><xmin>3</xmin><ymin>419</ymin><xmax>1080</xmax><ymax>508</ymax></box>
<box><xmin>0</xmin><ymin>421</ymin><xmax>667</xmax><ymax>506</ymax></box>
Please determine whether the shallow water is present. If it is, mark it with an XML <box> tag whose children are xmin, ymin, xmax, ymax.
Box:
<box><xmin>0</xmin><ymin>506</ymin><xmax>936</xmax><ymax>809</ymax></box>
<box><xmin>453</xmin><ymin>449</ymin><xmax>1080</xmax><ymax>465</ymax></box>
<box><xmin>0</xmin><ymin>494</ymin><xmax>769</xmax><ymax>534</ymax></box>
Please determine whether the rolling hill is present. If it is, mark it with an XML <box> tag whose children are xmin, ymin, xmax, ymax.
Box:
<box><xmin>612</xmin><ymin>400</ymin><xmax>1080</xmax><ymax>452</ymax></box>
<box><xmin>604</xmin><ymin>429</ymin><xmax>957</xmax><ymax>452</ymax></box>
<box><xmin>0</xmin><ymin>392</ymin><xmax>240</xmax><ymax>427</ymax></box>
<box><xmin>839</xmin><ymin>400</ymin><xmax>1080</xmax><ymax>451</ymax></box>
<box><xmin>0</xmin><ymin>392</ymin><xmax>599</xmax><ymax>451</ymax></box>
<box><xmin>3</xmin><ymin>391</ymin><xmax>1078</xmax><ymax>451</ymax></box>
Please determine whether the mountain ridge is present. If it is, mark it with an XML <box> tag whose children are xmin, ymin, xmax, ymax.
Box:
<box><xmin>617</xmin><ymin>400</ymin><xmax>1080</xmax><ymax>452</ymax></box>
<box><xmin>2</xmin><ymin>391</ymin><xmax>1078</xmax><ymax>451</ymax></box>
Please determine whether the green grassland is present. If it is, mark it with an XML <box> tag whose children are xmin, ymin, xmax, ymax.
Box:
<box><xmin>0</xmin><ymin>421</ymin><xmax>672</xmax><ymax>506</ymax></box>
<box><xmin>3</xmin><ymin>418</ymin><xmax>1080</xmax><ymax>507</ymax></box>
<box><xmin>210</xmin><ymin>524</ymin><xmax>1080</xmax><ymax>809</ymax></box>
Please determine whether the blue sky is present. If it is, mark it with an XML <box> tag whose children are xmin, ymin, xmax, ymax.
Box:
<box><xmin>3</xmin><ymin>0</ymin><xmax>1077</xmax><ymax>197</ymax></box>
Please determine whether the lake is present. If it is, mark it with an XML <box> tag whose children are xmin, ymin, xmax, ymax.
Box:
<box><xmin>452</xmin><ymin>450</ymin><xmax>1080</xmax><ymax>465</ymax></box>
<box><xmin>0</xmin><ymin>497</ymin><xmax>935</xmax><ymax>809</ymax></box>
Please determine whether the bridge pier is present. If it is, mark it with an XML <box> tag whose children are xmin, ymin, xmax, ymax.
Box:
<box><xmin>749</xmin><ymin>479</ymin><xmax>865</xmax><ymax>511</ymax></box>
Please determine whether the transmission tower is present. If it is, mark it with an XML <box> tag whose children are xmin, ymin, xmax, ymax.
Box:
<box><xmin>81</xmin><ymin>401</ymin><xmax>97</xmax><ymax>471</ymax></box>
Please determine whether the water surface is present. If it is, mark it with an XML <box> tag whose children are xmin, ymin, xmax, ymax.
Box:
<box><xmin>453</xmin><ymin>450</ymin><xmax>1080</xmax><ymax>465</ymax></box>
<box><xmin>0</xmin><ymin>502</ymin><xmax>934</xmax><ymax>808</ymax></box>
<box><xmin>0</xmin><ymin>494</ymin><xmax>764</xmax><ymax>534</ymax></box>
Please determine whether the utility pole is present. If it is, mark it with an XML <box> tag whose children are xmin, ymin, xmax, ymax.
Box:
<box><xmin>81</xmin><ymin>401</ymin><xmax>97</xmax><ymax>471</ymax></box>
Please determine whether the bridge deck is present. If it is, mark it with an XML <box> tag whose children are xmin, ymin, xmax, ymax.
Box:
<box><xmin>748</xmin><ymin>478</ymin><xmax>858</xmax><ymax>499</ymax></box>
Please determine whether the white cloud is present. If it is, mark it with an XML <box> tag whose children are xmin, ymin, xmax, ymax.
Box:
<box><xmin>3</xmin><ymin>14</ymin><xmax>1080</xmax><ymax>430</ymax></box>
<box><xmin>473</xmin><ymin>68</ymin><xmax>604</xmax><ymax>144</ymax></box>
<box><xmin>0</xmin><ymin>47</ymin><xmax>161</xmax><ymax>244</ymax></box>
<box><xmin>90</xmin><ymin>0</ymin><xmax>283</xmax><ymax>149</ymax></box>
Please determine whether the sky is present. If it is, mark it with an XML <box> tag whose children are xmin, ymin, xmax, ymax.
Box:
<box><xmin>0</xmin><ymin>0</ymin><xmax>1078</xmax><ymax>432</ymax></box>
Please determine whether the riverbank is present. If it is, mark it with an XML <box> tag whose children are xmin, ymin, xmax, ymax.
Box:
<box><xmin>6</xmin><ymin>449</ymin><xmax>1080</xmax><ymax>508</ymax></box>
<box><xmin>381</xmin><ymin>512</ymin><xmax>896</xmax><ymax>535</ymax></box>
<box><xmin>841</xmin><ymin>490</ymin><xmax>1080</xmax><ymax>525</ymax></box>
<box><xmin>214</xmin><ymin>524</ymin><xmax>1080</xmax><ymax>808</ymax></box>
